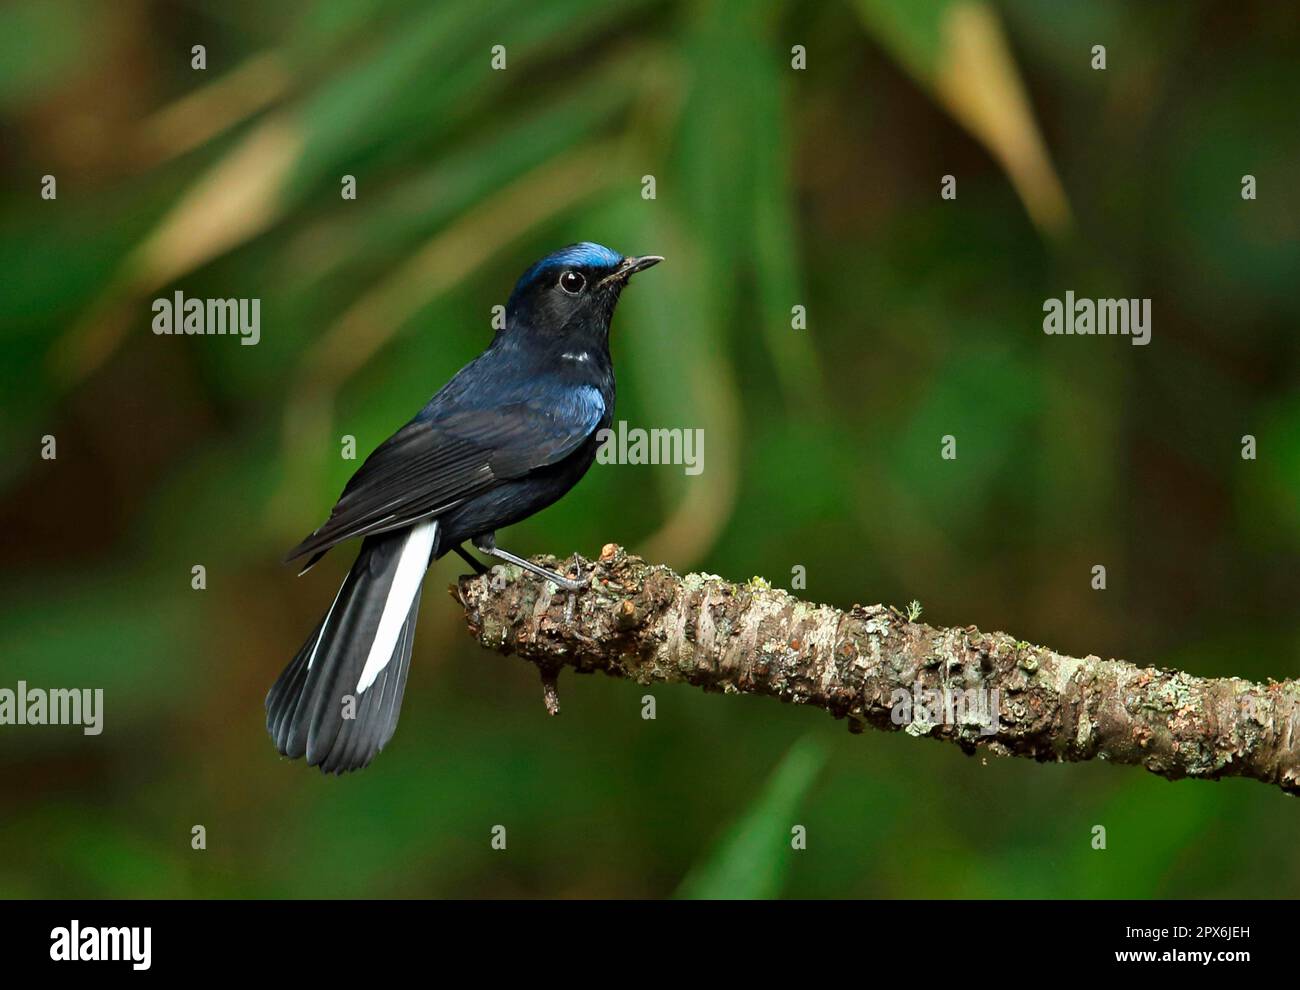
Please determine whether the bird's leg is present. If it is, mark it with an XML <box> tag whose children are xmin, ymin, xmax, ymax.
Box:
<box><xmin>472</xmin><ymin>533</ymin><xmax>585</xmax><ymax>591</ymax></box>
<box><xmin>452</xmin><ymin>544</ymin><xmax>488</xmax><ymax>575</ymax></box>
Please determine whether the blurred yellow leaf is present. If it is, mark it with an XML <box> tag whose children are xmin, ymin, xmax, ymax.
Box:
<box><xmin>855</xmin><ymin>0</ymin><xmax>1071</xmax><ymax>237</ymax></box>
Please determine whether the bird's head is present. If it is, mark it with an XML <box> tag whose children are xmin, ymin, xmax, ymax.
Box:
<box><xmin>505</xmin><ymin>242</ymin><xmax>662</xmax><ymax>339</ymax></box>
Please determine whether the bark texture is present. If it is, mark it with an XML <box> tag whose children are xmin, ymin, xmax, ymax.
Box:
<box><xmin>454</xmin><ymin>545</ymin><xmax>1300</xmax><ymax>796</ymax></box>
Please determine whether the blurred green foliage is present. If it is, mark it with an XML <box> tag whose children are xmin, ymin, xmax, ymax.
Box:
<box><xmin>0</xmin><ymin>0</ymin><xmax>1297</xmax><ymax>898</ymax></box>
<box><xmin>678</xmin><ymin>735</ymin><xmax>828</xmax><ymax>899</ymax></box>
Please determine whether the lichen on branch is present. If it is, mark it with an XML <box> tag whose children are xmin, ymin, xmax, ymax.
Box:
<box><xmin>454</xmin><ymin>545</ymin><xmax>1300</xmax><ymax>796</ymax></box>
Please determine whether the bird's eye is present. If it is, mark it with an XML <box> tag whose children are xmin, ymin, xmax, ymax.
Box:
<box><xmin>559</xmin><ymin>270</ymin><xmax>586</xmax><ymax>294</ymax></box>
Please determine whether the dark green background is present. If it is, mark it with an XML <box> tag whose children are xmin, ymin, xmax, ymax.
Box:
<box><xmin>1</xmin><ymin>0</ymin><xmax>1297</xmax><ymax>898</ymax></box>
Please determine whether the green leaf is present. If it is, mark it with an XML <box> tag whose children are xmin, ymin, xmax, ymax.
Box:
<box><xmin>676</xmin><ymin>735</ymin><xmax>828</xmax><ymax>899</ymax></box>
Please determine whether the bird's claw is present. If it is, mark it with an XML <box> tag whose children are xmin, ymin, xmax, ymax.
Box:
<box><xmin>552</xmin><ymin>567</ymin><xmax>586</xmax><ymax>592</ymax></box>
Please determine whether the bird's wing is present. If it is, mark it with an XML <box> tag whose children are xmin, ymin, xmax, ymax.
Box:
<box><xmin>285</xmin><ymin>385</ymin><xmax>606</xmax><ymax>563</ymax></box>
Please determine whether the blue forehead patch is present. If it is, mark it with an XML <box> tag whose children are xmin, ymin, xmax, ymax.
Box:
<box><xmin>513</xmin><ymin>242</ymin><xmax>624</xmax><ymax>295</ymax></box>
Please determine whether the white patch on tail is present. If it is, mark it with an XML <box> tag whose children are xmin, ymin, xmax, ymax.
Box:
<box><xmin>306</xmin><ymin>586</ymin><xmax>343</xmax><ymax>670</ymax></box>
<box><xmin>356</xmin><ymin>519</ymin><xmax>436</xmax><ymax>693</ymax></box>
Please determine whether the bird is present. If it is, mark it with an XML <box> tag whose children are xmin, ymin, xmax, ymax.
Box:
<box><xmin>265</xmin><ymin>243</ymin><xmax>662</xmax><ymax>774</ymax></box>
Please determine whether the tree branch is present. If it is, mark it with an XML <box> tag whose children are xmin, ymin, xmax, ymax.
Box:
<box><xmin>454</xmin><ymin>545</ymin><xmax>1300</xmax><ymax>796</ymax></box>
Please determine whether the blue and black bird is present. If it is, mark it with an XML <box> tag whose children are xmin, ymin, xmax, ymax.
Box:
<box><xmin>266</xmin><ymin>243</ymin><xmax>662</xmax><ymax>773</ymax></box>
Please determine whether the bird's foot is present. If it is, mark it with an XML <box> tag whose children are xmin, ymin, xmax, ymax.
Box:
<box><xmin>550</xmin><ymin>565</ymin><xmax>586</xmax><ymax>593</ymax></box>
<box><xmin>472</xmin><ymin>534</ymin><xmax>587</xmax><ymax>592</ymax></box>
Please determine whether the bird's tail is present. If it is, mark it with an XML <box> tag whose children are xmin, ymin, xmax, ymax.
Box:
<box><xmin>266</xmin><ymin>519</ymin><xmax>438</xmax><ymax>773</ymax></box>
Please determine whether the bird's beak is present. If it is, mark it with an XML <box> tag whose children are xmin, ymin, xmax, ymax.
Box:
<box><xmin>603</xmin><ymin>255</ymin><xmax>664</xmax><ymax>286</ymax></box>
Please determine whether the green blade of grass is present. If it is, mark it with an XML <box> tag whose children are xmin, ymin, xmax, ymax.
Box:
<box><xmin>676</xmin><ymin>735</ymin><xmax>828</xmax><ymax>900</ymax></box>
